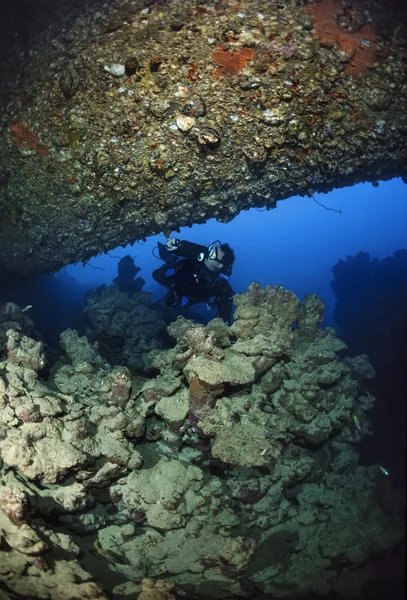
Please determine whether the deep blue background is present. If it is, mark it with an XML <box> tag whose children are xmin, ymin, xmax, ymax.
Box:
<box><xmin>63</xmin><ymin>177</ymin><xmax>407</xmax><ymax>326</ymax></box>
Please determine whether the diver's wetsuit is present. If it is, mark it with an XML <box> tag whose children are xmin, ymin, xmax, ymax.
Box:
<box><xmin>152</xmin><ymin>240</ymin><xmax>234</xmax><ymax>324</ymax></box>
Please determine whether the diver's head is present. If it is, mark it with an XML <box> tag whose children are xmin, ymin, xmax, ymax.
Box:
<box><xmin>204</xmin><ymin>243</ymin><xmax>235</xmax><ymax>275</ymax></box>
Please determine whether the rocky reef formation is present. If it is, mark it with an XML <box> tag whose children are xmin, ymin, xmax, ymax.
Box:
<box><xmin>113</xmin><ymin>254</ymin><xmax>146</xmax><ymax>295</ymax></box>
<box><xmin>0</xmin><ymin>282</ymin><xmax>404</xmax><ymax>599</ymax></box>
<box><xmin>83</xmin><ymin>282</ymin><xmax>170</xmax><ymax>372</ymax></box>
<box><xmin>332</xmin><ymin>250</ymin><xmax>407</xmax><ymax>369</ymax></box>
<box><xmin>0</xmin><ymin>0</ymin><xmax>407</xmax><ymax>275</ymax></box>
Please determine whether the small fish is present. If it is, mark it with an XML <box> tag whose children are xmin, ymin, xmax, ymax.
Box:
<box><xmin>353</xmin><ymin>415</ymin><xmax>362</xmax><ymax>430</ymax></box>
<box><xmin>93</xmin><ymin>539</ymin><xmax>130</xmax><ymax>565</ymax></box>
<box><xmin>93</xmin><ymin>539</ymin><xmax>108</xmax><ymax>558</ymax></box>
<box><xmin>379</xmin><ymin>465</ymin><xmax>390</xmax><ymax>476</ymax></box>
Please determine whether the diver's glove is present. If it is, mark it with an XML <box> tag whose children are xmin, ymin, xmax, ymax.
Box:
<box><xmin>165</xmin><ymin>238</ymin><xmax>181</xmax><ymax>251</ymax></box>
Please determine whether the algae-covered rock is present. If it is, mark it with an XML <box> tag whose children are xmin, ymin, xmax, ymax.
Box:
<box><xmin>155</xmin><ymin>388</ymin><xmax>189</xmax><ymax>427</ymax></box>
<box><xmin>0</xmin><ymin>483</ymin><xmax>107</xmax><ymax>599</ymax></box>
<box><xmin>6</xmin><ymin>329</ymin><xmax>46</xmax><ymax>371</ymax></box>
<box><xmin>184</xmin><ymin>352</ymin><xmax>256</xmax><ymax>387</ymax></box>
<box><xmin>0</xmin><ymin>303</ymin><xmax>37</xmax><ymax>356</ymax></box>
<box><xmin>0</xmin><ymin>285</ymin><xmax>404</xmax><ymax>599</ymax></box>
<box><xmin>123</xmin><ymin>456</ymin><xmax>203</xmax><ymax>530</ymax></box>
<box><xmin>83</xmin><ymin>286</ymin><xmax>169</xmax><ymax>372</ymax></box>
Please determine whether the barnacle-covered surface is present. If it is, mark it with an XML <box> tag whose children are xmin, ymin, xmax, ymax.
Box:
<box><xmin>0</xmin><ymin>0</ymin><xmax>407</xmax><ymax>274</ymax></box>
<box><xmin>0</xmin><ymin>283</ymin><xmax>404</xmax><ymax>599</ymax></box>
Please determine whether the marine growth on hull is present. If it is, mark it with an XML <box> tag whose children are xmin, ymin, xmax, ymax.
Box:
<box><xmin>0</xmin><ymin>280</ymin><xmax>403</xmax><ymax>599</ymax></box>
<box><xmin>1</xmin><ymin>0</ymin><xmax>406</xmax><ymax>274</ymax></box>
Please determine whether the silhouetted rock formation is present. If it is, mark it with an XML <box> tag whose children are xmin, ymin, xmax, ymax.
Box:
<box><xmin>331</xmin><ymin>250</ymin><xmax>407</xmax><ymax>483</ymax></box>
<box><xmin>113</xmin><ymin>255</ymin><xmax>146</xmax><ymax>295</ymax></box>
<box><xmin>83</xmin><ymin>284</ymin><xmax>170</xmax><ymax>373</ymax></box>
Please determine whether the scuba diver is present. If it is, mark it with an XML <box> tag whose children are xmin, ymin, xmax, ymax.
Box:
<box><xmin>152</xmin><ymin>238</ymin><xmax>235</xmax><ymax>325</ymax></box>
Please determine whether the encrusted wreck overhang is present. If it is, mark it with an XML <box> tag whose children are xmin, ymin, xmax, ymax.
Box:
<box><xmin>0</xmin><ymin>0</ymin><xmax>406</xmax><ymax>275</ymax></box>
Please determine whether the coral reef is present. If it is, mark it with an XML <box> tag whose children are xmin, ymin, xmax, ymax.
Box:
<box><xmin>0</xmin><ymin>281</ymin><xmax>404</xmax><ymax>599</ymax></box>
<box><xmin>83</xmin><ymin>284</ymin><xmax>170</xmax><ymax>372</ymax></box>
<box><xmin>0</xmin><ymin>479</ymin><xmax>107</xmax><ymax>599</ymax></box>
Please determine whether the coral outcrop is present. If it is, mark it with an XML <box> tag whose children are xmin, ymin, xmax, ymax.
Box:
<box><xmin>0</xmin><ymin>282</ymin><xmax>404</xmax><ymax>599</ymax></box>
<box><xmin>83</xmin><ymin>284</ymin><xmax>170</xmax><ymax>372</ymax></box>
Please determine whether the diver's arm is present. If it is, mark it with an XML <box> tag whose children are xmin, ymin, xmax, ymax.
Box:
<box><xmin>166</xmin><ymin>239</ymin><xmax>206</xmax><ymax>260</ymax></box>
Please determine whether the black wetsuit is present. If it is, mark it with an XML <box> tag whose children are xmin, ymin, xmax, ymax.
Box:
<box><xmin>152</xmin><ymin>240</ymin><xmax>234</xmax><ymax>324</ymax></box>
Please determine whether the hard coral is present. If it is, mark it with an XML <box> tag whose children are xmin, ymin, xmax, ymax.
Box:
<box><xmin>188</xmin><ymin>376</ymin><xmax>224</xmax><ymax>422</ymax></box>
<box><xmin>212</xmin><ymin>45</ymin><xmax>256</xmax><ymax>77</ymax></box>
<box><xmin>138</xmin><ymin>577</ymin><xmax>175</xmax><ymax>600</ymax></box>
<box><xmin>0</xmin><ymin>486</ymin><xmax>31</xmax><ymax>525</ymax></box>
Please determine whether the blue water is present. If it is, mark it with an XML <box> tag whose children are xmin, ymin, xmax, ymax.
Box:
<box><xmin>63</xmin><ymin>177</ymin><xmax>407</xmax><ymax>326</ymax></box>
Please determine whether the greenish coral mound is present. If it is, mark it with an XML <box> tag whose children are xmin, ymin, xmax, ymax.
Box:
<box><xmin>0</xmin><ymin>283</ymin><xmax>404</xmax><ymax>599</ymax></box>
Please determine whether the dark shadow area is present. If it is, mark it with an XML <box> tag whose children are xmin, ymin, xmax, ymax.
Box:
<box><xmin>0</xmin><ymin>0</ymin><xmax>102</xmax><ymax>56</ymax></box>
<box><xmin>359</xmin><ymin>540</ymin><xmax>406</xmax><ymax>600</ymax></box>
<box><xmin>331</xmin><ymin>249</ymin><xmax>406</xmax><ymax>600</ymax></box>
<box><xmin>0</xmin><ymin>270</ymin><xmax>90</xmax><ymax>347</ymax></box>
<box><xmin>349</xmin><ymin>0</ymin><xmax>407</xmax><ymax>32</ymax></box>
<box><xmin>331</xmin><ymin>249</ymin><xmax>407</xmax><ymax>485</ymax></box>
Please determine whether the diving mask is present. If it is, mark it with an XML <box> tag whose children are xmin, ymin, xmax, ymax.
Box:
<box><xmin>198</xmin><ymin>240</ymin><xmax>222</xmax><ymax>263</ymax></box>
<box><xmin>207</xmin><ymin>241</ymin><xmax>221</xmax><ymax>261</ymax></box>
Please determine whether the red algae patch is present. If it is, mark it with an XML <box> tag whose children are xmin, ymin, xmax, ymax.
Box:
<box><xmin>212</xmin><ymin>45</ymin><xmax>256</xmax><ymax>77</ymax></box>
<box><xmin>305</xmin><ymin>0</ymin><xmax>377</xmax><ymax>76</ymax></box>
<box><xmin>9</xmin><ymin>121</ymin><xmax>49</xmax><ymax>156</ymax></box>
